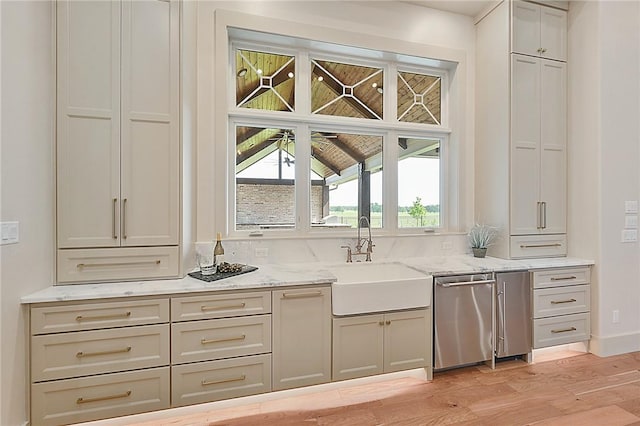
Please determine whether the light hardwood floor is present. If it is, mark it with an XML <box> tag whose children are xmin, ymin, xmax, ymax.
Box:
<box><xmin>131</xmin><ymin>351</ymin><xmax>640</xmax><ymax>426</ymax></box>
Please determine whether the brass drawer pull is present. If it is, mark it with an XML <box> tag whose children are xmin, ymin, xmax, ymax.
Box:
<box><xmin>550</xmin><ymin>276</ymin><xmax>577</xmax><ymax>281</ymax></box>
<box><xmin>76</xmin><ymin>260</ymin><xmax>161</xmax><ymax>269</ymax></box>
<box><xmin>76</xmin><ymin>346</ymin><xmax>132</xmax><ymax>358</ymax></box>
<box><xmin>551</xmin><ymin>327</ymin><xmax>577</xmax><ymax>334</ymax></box>
<box><xmin>201</xmin><ymin>303</ymin><xmax>246</xmax><ymax>312</ymax></box>
<box><xmin>282</xmin><ymin>291</ymin><xmax>322</xmax><ymax>299</ymax></box>
<box><xmin>76</xmin><ymin>390</ymin><xmax>131</xmax><ymax>405</ymax></box>
<box><xmin>520</xmin><ymin>243</ymin><xmax>562</xmax><ymax>248</ymax></box>
<box><xmin>550</xmin><ymin>299</ymin><xmax>577</xmax><ymax>305</ymax></box>
<box><xmin>201</xmin><ymin>335</ymin><xmax>246</xmax><ymax>345</ymax></box>
<box><xmin>201</xmin><ymin>375</ymin><xmax>246</xmax><ymax>386</ymax></box>
<box><xmin>75</xmin><ymin>311</ymin><xmax>132</xmax><ymax>322</ymax></box>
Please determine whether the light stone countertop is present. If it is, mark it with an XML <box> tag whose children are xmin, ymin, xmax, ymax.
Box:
<box><xmin>21</xmin><ymin>255</ymin><xmax>594</xmax><ymax>304</ymax></box>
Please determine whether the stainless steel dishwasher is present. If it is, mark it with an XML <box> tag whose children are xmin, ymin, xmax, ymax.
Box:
<box><xmin>434</xmin><ymin>273</ymin><xmax>495</xmax><ymax>370</ymax></box>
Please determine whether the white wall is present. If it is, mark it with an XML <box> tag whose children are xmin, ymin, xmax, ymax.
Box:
<box><xmin>0</xmin><ymin>1</ymin><xmax>55</xmax><ymax>425</ymax></box>
<box><xmin>568</xmin><ymin>0</ymin><xmax>640</xmax><ymax>356</ymax></box>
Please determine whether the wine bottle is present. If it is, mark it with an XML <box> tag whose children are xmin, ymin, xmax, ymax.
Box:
<box><xmin>213</xmin><ymin>232</ymin><xmax>225</xmax><ymax>265</ymax></box>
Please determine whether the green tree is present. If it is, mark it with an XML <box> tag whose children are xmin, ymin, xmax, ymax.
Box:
<box><xmin>409</xmin><ymin>197</ymin><xmax>427</xmax><ymax>226</ymax></box>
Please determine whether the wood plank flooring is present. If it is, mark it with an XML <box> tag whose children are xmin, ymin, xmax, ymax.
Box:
<box><xmin>130</xmin><ymin>351</ymin><xmax>640</xmax><ymax>426</ymax></box>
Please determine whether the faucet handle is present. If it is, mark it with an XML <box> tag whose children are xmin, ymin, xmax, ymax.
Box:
<box><xmin>340</xmin><ymin>245</ymin><xmax>353</xmax><ymax>263</ymax></box>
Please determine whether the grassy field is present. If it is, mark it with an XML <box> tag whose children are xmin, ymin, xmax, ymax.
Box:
<box><xmin>329</xmin><ymin>209</ymin><xmax>439</xmax><ymax>228</ymax></box>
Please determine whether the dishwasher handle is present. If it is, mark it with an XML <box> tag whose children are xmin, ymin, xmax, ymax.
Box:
<box><xmin>436</xmin><ymin>279</ymin><xmax>496</xmax><ymax>288</ymax></box>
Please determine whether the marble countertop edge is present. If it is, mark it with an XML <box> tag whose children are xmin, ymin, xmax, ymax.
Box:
<box><xmin>21</xmin><ymin>255</ymin><xmax>595</xmax><ymax>304</ymax></box>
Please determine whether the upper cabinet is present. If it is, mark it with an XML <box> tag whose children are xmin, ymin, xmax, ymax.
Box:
<box><xmin>475</xmin><ymin>0</ymin><xmax>568</xmax><ymax>260</ymax></box>
<box><xmin>511</xmin><ymin>1</ymin><xmax>567</xmax><ymax>61</ymax></box>
<box><xmin>56</xmin><ymin>0</ymin><xmax>180</xmax><ymax>282</ymax></box>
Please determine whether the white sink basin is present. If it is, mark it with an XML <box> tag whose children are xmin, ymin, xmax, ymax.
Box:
<box><xmin>331</xmin><ymin>262</ymin><xmax>432</xmax><ymax>315</ymax></box>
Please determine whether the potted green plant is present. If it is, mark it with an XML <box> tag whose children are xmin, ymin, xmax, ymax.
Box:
<box><xmin>468</xmin><ymin>224</ymin><xmax>496</xmax><ymax>258</ymax></box>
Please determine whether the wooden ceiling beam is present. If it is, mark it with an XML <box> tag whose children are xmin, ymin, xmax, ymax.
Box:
<box><xmin>311</xmin><ymin>66</ymin><xmax>378</xmax><ymax>120</ymax></box>
<box><xmin>236</xmin><ymin>137</ymin><xmax>278</xmax><ymax>165</ymax></box>
<box><xmin>326</xmin><ymin>135</ymin><xmax>366</xmax><ymax>163</ymax></box>
<box><xmin>311</xmin><ymin>146</ymin><xmax>342</xmax><ymax>177</ymax></box>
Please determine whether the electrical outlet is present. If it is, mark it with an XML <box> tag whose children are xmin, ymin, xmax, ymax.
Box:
<box><xmin>613</xmin><ymin>310</ymin><xmax>620</xmax><ymax>324</ymax></box>
<box><xmin>1</xmin><ymin>222</ymin><xmax>19</xmax><ymax>245</ymax></box>
<box><xmin>441</xmin><ymin>241</ymin><xmax>453</xmax><ymax>250</ymax></box>
<box><xmin>255</xmin><ymin>247</ymin><xmax>269</xmax><ymax>258</ymax></box>
<box><xmin>625</xmin><ymin>200</ymin><xmax>639</xmax><ymax>214</ymax></box>
<box><xmin>625</xmin><ymin>215</ymin><xmax>639</xmax><ymax>229</ymax></box>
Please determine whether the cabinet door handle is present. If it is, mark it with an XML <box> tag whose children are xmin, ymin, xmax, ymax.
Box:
<box><xmin>122</xmin><ymin>198</ymin><xmax>128</xmax><ymax>239</ymax></box>
<box><xmin>385</xmin><ymin>320</ymin><xmax>391</xmax><ymax>325</ymax></box>
<box><xmin>542</xmin><ymin>48</ymin><xmax>547</xmax><ymax>53</ymax></box>
<box><xmin>550</xmin><ymin>276</ymin><xmax>577</xmax><ymax>281</ymax></box>
<box><xmin>537</xmin><ymin>47</ymin><xmax>543</xmax><ymax>53</ymax></box>
<box><xmin>112</xmin><ymin>198</ymin><xmax>118</xmax><ymax>239</ymax></box>
<box><xmin>201</xmin><ymin>335</ymin><xmax>246</xmax><ymax>345</ymax></box>
<box><xmin>77</xmin><ymin>390</ymin><xmax>131</xmax><ymax>405</ymax></box>
<box><xmin>551</xmin><ymin>327</ymin><xmax>577</xmax><ymax>334</ymax></box>
<box><xmin>201</xmin><ymin>375</ymin><xmax>246</xmax><ymax>386</ymax></box>
<box><xmin>542</xmin><ymin>201</ymin><xmax>547</xmax><ymax>229</ymax></box>
<box><xmin>282</xmin><ymin>291</ymin><xmax>322</xmax><ymax>299</ymax></box>
<box><xmin>378</xmin><ymin>321</ymin><xmax>384</xmax><ymax>326</ymax></box>
<box><xmin>550</xmin><ymin>299</ymin><xmax>577</xmax><ymax>305</ymax></box>
<box><xmin>200</xmin><ymin>303</ymin><xmax>246</xmax><ymax>312</ymax></box>
<box><xmin>537</xmin><ymin>202</ymin><xmax>542</xmax><ymax>229</ymax></box>
<box><xmin>76</xmin><ymin>346</ymin><xmax>132</xmax><ymax>358</ymax></box>
<box><xmin>520</xmin><ymin>243</ymin><xmax>562</xmax><ymax>249</ymax></box>
<box><xmin>75</xmin><ymin>311</ymin><xmax>132</xmax><ymax>322</ymax></box>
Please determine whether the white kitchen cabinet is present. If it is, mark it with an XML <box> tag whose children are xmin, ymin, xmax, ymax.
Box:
<box><xmin>511</xmin><ymin>1</ymin><xmax>567</xmax><ymax>61</ymax></box>
<box><xmin>333</xmin><ymin>309</ymin><xmax>431</xmax><ymax>381</ymax></box>
<box><xmin>511</xmin><ymin>54</ymin><xmax>566</xmax><ymax>236</ymax></box>
<box><xmin>30</xmin><ymin>298</ymin><xmax>171</xmax><ymax>426</ymax></box>
<box><xmin>532</xmin><ymin>267</ymin><xmax>591</xmax><ymax>349</ymax></box>
<box><xmin>475</xmin><ymin>0</ymin><xmax>567</xmax><ymax>259</ymax></box>
<box><xmin>272</xmin><ymin>286</ymin><xmax>332</xmax><ymax>391</ymax></box>
<box><xmin>56</xmin><ymin>0</ymin><xmax>179</xmax><ymax>281</ymax></box>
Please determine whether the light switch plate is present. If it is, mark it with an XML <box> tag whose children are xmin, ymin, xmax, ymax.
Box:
<box><xmin>625</xmin><ymin>215</ymin><xmax>638</xmax><ymax>229</ymax></box>
<box><xmin>1</xmin><ymin>221</ymin><xmax>19</xmax><ymax>245</ymax></box>
<box><xmin>625</xmin><ymin>200</ymin><xmax>639</xmax><ymax>214</ymax></box>
<box><xmin>621</xmin><ymin>229</ymin><xmax>638</xmax><ymax>243</ymax></box>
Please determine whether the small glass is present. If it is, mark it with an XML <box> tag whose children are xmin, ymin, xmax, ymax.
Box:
<box><xmin>196</xmin><ymin>251</ymin><xmax>217</xmax><ymax>276</ymax></box>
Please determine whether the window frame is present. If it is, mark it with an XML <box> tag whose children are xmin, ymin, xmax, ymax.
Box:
<box><xmin>227</xmin><ymin>37</ymin><xmax>451</xmax><ymax>238</ymax></box>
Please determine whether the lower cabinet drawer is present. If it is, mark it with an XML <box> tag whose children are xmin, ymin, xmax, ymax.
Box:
<box><xmin>32</xmin><ymin>324</ymin><xmax>170</xmax><ymax>382</ymax></box>
<box><xmin>533</xmin><ymin>285</ymin><xmax>590</xmax><ymax>318</ymax></box>
<box><xmin>57</xmin><ymin>246</ymin><xmax>179</xmax><ymax>283</ymax></box>
<box><xmin>171</xmin><ymin>314</ymin><xmax>271</xmax><ymax>364</ymax></box>
<box><xmin>171</xmin><ymin>354</ymin><xmax>272</xmax><ymax>407</ymax></box>
<box><xmin>533</xmin><ymin>312</ymin><xmax>590</xmax><ymax>349</ymax></box>
<box><xmin>510</xmin><ymin>235</ymin><xmax>567</xmax><ymax>259</ymax></box>
<box><xmin>31</xmin><ymin>367</ymin><xmax>170</xmax><ymax>426</ymax></box>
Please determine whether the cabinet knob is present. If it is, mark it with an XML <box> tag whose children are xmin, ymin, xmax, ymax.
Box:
<box><xmin>378</xmin><ymin>321</ymin><xmax>384</xmax><ymax>326</ymax></box>
<box><xmin>385</xmin><ymin>320</ymin><xmax>391</xmax><ymax>325</ymax></box>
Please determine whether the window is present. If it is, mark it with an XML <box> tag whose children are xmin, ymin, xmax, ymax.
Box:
<box><xmin>228</xmin><ymin>35</ymin><xmax>450</xmax><ymax>235</ymax></box>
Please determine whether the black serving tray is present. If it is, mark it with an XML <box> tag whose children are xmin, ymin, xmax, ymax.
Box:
<box><xmin>188</xmin><ymin>265</ymin><xmax>258</xmax><ymax>282</ymax></box>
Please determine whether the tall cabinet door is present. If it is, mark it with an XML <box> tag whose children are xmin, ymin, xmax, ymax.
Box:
<box><xmin>120</xmin><ymin>0</ymin><xmax>179</xmax><ymax>246</ymax></box>
<box><xmin>540</xmin><ymin>60</ymin><xmax>566</xmax><ymax>234</ymax></box>
<box><xmin>510</xmin><ymin>54</ymin><xmax>541</xmax><ymax>235</ymax></box>
<box><xmin>272</xmin><ymin>287</ymin><xmax>332</xmax><ymax>391</ymax></box>
<box><xmin>57</xmin><ymin>1</ymin><xmax>121</xmax><ymax>248</ymax></box>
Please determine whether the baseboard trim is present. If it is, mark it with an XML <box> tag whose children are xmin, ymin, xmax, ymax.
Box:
<box><xmin>589</xmin><ymin>331</ymin><xmax>640</xmax><ymax>357</ymax></box>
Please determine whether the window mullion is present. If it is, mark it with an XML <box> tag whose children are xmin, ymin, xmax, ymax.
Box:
<box><xmin>296</xmin><ymin>123</ymin><xmax>311</xmax><ymax>232</ymax></box>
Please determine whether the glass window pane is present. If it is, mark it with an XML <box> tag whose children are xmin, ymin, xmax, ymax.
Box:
<box><xmin>397</xmin><ymin>71</ymin><xmax>441</xmax><ymax>125</ymax></box>
<box><xmin>311</xmin><ymin>59</ymin><xmax>383</xmax><ymax>120</ymax></box>
<box><xmin>236</xmin><ymin>126</ymin><xmax>296</xmax><ymax>230</ymax></box>
<box><xmin>398</xmin><ymin>137</ymin><xmax>440</xmax><ymax>228</ymax></box>
<box><xmin>310</xmin><ymin>131</ymin><xmax>383</xmax><ymax>229</ymax></box>
<box><xmin>236</xmin><ymin>49</ymin><xmax>295</xmax><ymax>112</ymax></box>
